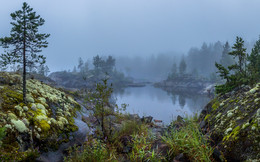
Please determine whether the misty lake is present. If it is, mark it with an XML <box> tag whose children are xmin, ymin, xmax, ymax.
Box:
<box><xmin>113</xmin><ymin>85</ymin><xmax>211</xmax><ymax>124</ymax></box>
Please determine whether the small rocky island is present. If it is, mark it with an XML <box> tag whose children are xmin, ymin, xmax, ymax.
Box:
<box><xmin>154</xmin><ymin>74</ymin><xmax>215</xmax><ymax>94</ymax></box>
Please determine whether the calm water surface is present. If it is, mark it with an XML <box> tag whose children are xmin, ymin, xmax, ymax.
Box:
<box><xmin>113</xmin><ymin>85</ymin><xmax>210</xmax><ymax>124</ymax></box>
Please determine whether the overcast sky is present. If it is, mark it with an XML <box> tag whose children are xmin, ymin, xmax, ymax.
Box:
<box><xmin>1</xmin><ymin>0</ymin><xmax>260</xmax><ymax>72</ymax></box>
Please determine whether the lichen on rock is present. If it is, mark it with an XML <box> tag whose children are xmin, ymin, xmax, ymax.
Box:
<box><xmin>199</xmin><ymin>82</ymin><xmax>260</xmax><ymax>161</ymax></box>
<box><xmin>11</xmin><ymin>119</ymin><xmax>28</xmax><ymax>133</ymax></box>
<box><xmin>0</xmin><ymin>72</ymin><xmax>82</xmax><ymax>160</ymax></box>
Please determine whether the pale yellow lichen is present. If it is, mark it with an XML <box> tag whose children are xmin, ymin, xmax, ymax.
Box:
<box><xmin>249</xmin><ymin>87</ymin><xmax>257</xmax><ymax>94</ymax></box>
<box><xmin>23</xmin><ymin>106</ymin><xmax>28</xmax><ymax>111</ymax></box>
<box><xmin>7</xmin><ymin>112</ymin><xmax>17</xmax><ymax>120</ymax></box>
<box><xmin>11</xmin><ymin>119</ymin><xmax>28</xmax><ymax>133</ymax></box>
<box><xmin>14</xmin><ymin>105</ymin><xmax>23</xmax><ymax>112</ymax></box>
<box><xmin>36</xmin><ymin>115</ymin><xmax>48</xmax><ymax>121</ymax></box>
<box><xmin>26</xmin><ymin>95</ymin><xmax>35</xmax><ymax>103</ymax></box>
<box><xmin>38</xmin><ymin>97</ymin><xmax>46</xmax><ymax>104</ymax></box>
<box><xmin>225</xmin><ymin>128</ymin><xmax>232</xmax><ymax>135</ymax></box>
<box><xmin>4</xmin><ymin>124</ymin><xmax>12</xmax><ymax>129</ymax></box>
<box><xmin>242</xmin><ymin>122</ymin><xmax>250</xmax><ymax>129</ymax></box>
<box><xmin>58</xmin><ymin>116</ymin><xmax>68</xmax><ymax>124</ymax></box>
<box><xmin>31</xmin><ymin>103</ymin><xmax>37</xmax><ymax>111</ymax></box>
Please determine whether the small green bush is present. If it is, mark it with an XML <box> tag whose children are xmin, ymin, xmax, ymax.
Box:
<box><xmin>64</xmin><ymin>139</ymin><xmax>117</xmax><ymax>162</ymax></box>
<box><xmin>161</xmin><ymin>116</ymin><xmax>214</xmax><ymax>161</ymax></box>
<box><xmin>129</xmin><ymin>132</ymin><xmax>163</xmax><ymax>162</ymax></box>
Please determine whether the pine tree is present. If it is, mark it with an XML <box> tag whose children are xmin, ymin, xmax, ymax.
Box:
<box><xmin>215</xmin><ymin>37</ymin><xmax>251</xmax><ymax>94</ymax></box>
<box><xmin>38</xmin><ymin>64</ymin><xmax>45</xmax><ymax>76</ymax></box>
<box><xmin>93</xmin><ymin>55</ymin><xmax>104</xmax><ymax>75</ymax></box>
<box><xmin>104</xmin><ymin>55</ymin><xmax>115</xmax><ymax>73</ymax></box>
<box><xmin>78</xmin><ymin>57</ymin><xmax>84</xmax><ymax>72</ymax></box>
<box><xmin>229</xmin><ymin>37</ymin><xmax>247</xmax><ymax>76</ymax></box>
<box><xmin>0</xmin><ymin>2</ymin><xmax>50</xmax><ymax>102</ymax></box>
<box><xmin>179</xmin><ymin>57</ymin><xmax>187</xmax><ymax>74</ymax></box>
<box><xmin>215</xmin><ymin>62</ymin><xmax>230</xmax><ymax>82</ymax></box>
<box><xmin>171</xmin><ymin>63</ymin><xmax>177</xmax><ymax>75</ymax></box>
<box><xmin>167</xmin><ymin>62</ymin><xmax>178</xmax><ymax>80</ymax></box>
<box><xmin>72</xmin><ymin>66</ymin><xmax>77</xmax><ymax>73</ymax></box>
<box><xmin>220</xmin><ymin>42</ymin><xmax>234</xmax><ymax>68</ymax></box>
<box><xmin>44</xmin><ymin>65</ymin><xmax>50</xmax><ymax>76</ymax></box>
<box><xmin>248</xmin><ymin>37</ymin><xmax>260</xmax><ymax>83</ymax></box>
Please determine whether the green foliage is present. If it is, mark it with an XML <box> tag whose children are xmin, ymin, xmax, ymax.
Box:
<box><xmin>112</xmin><ymin>120</ymin><xmax>143</xmax><ymax>140</ymax></box>
<box><xmin>0</xmin><ymin>126</ymin><xmax>6</xmax><ymax>141</ymax></box>
<box><xmin>64</xmin><ymin>115</ymin><xmax>161</xmax><ymax>162</ymax></box>
<box><xmin>248</xmin><ymin>36</ymin><xmax>260</xmax><ymax>84</ymax></box>
<box><xmin>0</xmin><ymin>2</ymin><xmax>50</xmax><ymax>66</ymax></box>
<box><xmin>229</xmin><ymin>37</ymin><xmax>247</xmax><ymax>75</ymax></box>
<box><xmin>64</xmin><ymin>139</ymin><xmax>117</xmax><ymax>162</ymax></box>
<box><xmin>86</xmin><ymin>79</ymin><xmax>114</xmax><ymax>140</ymax></box>
<box><xmin>215</xmin><ymin>62</ymin><xmax>230</xmax><ymax>82</ymax></box>
<box><xmin>129</xmin><ymin>132</ymin><xmax>161</xmax><ymax>162</ymax></box>
<box><xmin>111</xmin><ymin>119</ymin><xmax>146</xmax><ymax>153</ymax></box>
<box><xmin>215</xmin><ymin>36</ymin><xmax>259</xmax><ymax>94</ymax></box>
<box><xmin>161</xmin><ymin>116</ymin><xmax>214</xmax><ymax>161</ymax></box>
<box><xmin>92</xmin><ymin>55</ymin><xmax>116</xmax><ymax>76</ymax></box>
<box><xmin>0</xmin><ymin>148</ymin><xmax>40</xmax><ymax>161</ymax></box>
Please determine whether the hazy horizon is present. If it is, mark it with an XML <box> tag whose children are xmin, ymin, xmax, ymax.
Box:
<box><xmin>1</xmin><ymin>0</ymin><xmax>260</xmax><ymax>72</ymax></box>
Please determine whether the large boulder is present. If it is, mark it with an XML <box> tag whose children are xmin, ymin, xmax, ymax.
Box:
<box><xmin>0</xmin><ymin>72</ymin><xmax>82</xmax><ymax>161</ymax></box>
<box><xmin>199</xmin><ymin>83</ymin><xmax>260</xmax><ymax>161</ymax></box>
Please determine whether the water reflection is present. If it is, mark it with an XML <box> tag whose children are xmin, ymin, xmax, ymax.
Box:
<box><xmin>113</xmin><ymin>85</ymin><xmax>210</xmax><ymax>124</ymax></box>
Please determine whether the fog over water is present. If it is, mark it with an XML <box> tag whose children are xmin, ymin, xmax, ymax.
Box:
<box><xmin>114</xmin><ymin>85</ymin><xmax>210</xmax><ymax>123</ymax></box>
<box><xmin>1</xmin><ymin>0</ymin><xmax>260</xmax><ymax>72</ymax></box>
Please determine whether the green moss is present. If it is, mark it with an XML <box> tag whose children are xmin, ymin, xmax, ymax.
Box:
<box><xmin>204</xmin><ymin>114</ymin><xmax>211</xmax><ymax>121</ymax></box>
<box><xmin>0</xmin><ymin>72</ymin><xmax>81</xmax><ymax>157</ymax></box>
<box><xmin>0</xmin><ymin>87</ymin><xmax>23</xmax><ymax>110</ymax></box>
<box><xmin>38</xmin><ymin>120</ymin><xmax>50</xmax><ymax>132</ymax></box>
<box><xmin>223</xmin><ymin>125</ymin><xmax>241</xmax><ymax>141</ymax></box>
<box><xmin>212</xmin><ymin>100</ymin><xmax>220</xmax><ymax>110</ymax></box>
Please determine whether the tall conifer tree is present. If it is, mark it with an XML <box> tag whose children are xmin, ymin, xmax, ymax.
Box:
<box><xmin>0</xmin><ymin>2</ymin><xmax>50</xmax><ymax>102</ymax></box>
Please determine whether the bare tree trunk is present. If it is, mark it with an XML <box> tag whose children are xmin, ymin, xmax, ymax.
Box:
<box><xmin>101</xmin><ymin>105</ymin><xmax>105</xmax><ymax>139</ymax></box>
<box><xmin>23</xmin><ymin>12</ymin><xmax>26</xmax><ymax>103</ymax></box>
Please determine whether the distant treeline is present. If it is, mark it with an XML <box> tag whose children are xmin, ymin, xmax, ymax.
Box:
<box><xmin>49</xmin><ymin>55</ymin><xmax>132</xmax><ymax>88</ymax></box>
<box><xmin>115</xmin><ymin>40</ymin><xmax>255</xmax><ymax>82</ymax></box>
<box><xmin>115</xmin><ymin>53</ymin><xmax>181</xmax><ymax>81</ymax></box>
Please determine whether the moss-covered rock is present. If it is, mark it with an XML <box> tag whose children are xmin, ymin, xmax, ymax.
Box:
<box><xmin>0</xmin><ymin>72</ymin><xmax>81</xmax><ymax>160</ymax></box>
<box><xmin>200</xmin><ymin>83</ymin><xmax>260</xmax><ymax>161</ymax></box>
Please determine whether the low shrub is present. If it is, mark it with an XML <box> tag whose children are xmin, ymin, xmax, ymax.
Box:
<box><xmin>161</xmin><ymin>116</ymin><xmax>214</xmax><ymax>161</ymax></box>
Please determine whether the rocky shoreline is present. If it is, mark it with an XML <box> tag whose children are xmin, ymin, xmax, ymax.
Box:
<box><xmin>154</xmin><ymin>74</ymin><xmax>215</xmax><ymax>95</ymax></box>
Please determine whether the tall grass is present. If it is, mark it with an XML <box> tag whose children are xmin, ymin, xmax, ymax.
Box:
<box><xmin>64</xmin><ymin>139</ymin><xmax>117</xmax><ymax>162</ymax></box>
<box><xmin>129</xmin><ymin>131</ymin><xmax>163</xmax><ymax>162</ymax></box>
<box><xmin>161</xmin><ymin>116</ymin><xmax>214</xmax><ymax>161</ymax></box>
